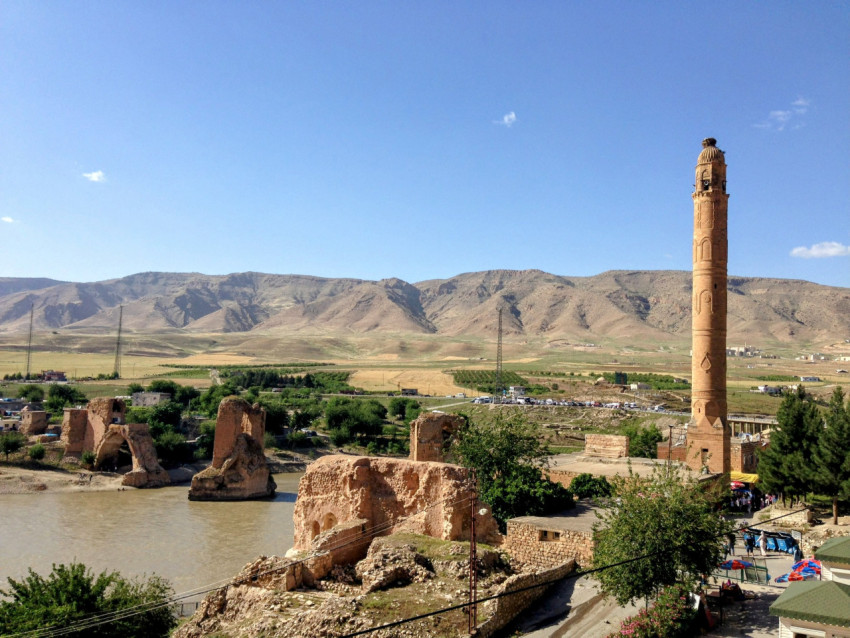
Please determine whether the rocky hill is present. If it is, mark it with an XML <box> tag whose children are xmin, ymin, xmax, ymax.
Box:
<box><xmin>0</xmin><ymin>270</ymin><xmax>847</xmax><ymax>346</ymax></box>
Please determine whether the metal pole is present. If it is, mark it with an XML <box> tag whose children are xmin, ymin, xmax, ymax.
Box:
<box><xmin>468</xmin><ymin>469</ymin><xmax>478</xmax><ymax>634</ymax></box>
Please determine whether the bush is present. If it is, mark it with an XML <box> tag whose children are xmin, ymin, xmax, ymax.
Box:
<box><xmin>263</xmin><ymin>431</ymin><xmax>277</xmax><ymax>449</ymax></box>
<box><xmin>287</xmin><ymin>431</ymin><xmax>309</xmax><ymax>448</ymax></box>
<box><xmin>570</xmin><ymin>473</ymin><xmax>612</xmax><ymax>499</ymax></box>
<box><xmin>154</xmin><ymin>430</ymin><xmax>192</xmax><ymax>468</ymax></box>
<box><xmin>607</xmin><ymin>583</ymin><xmax>697</xmax><ymax>638</ymax></box>
<box><xmin>81</xmin><ymin>450</ymin><xmax>96</xmax><ymax>467</ymax></box>
<box><xmin>0</xmin><ymin>562</ymin><xmax>176</xmax><ymax>637</ymax></box>
<box><xmin>27</xmin><ymin>444</ymin><xmax>46</xmax><ymax>462</ymax></box>
<box><xmin>329</xmin><ymin>425</ymin><xmax>352</xmax><ymax>447</ymax></box>
<box><xmin>624</xmin><ymin>424</ymin><xmax>663</xmax><ymax>459</ymax></box>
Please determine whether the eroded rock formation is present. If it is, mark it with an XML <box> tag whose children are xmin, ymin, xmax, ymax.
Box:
<box><xmin>188</xmin><ymin>398</ymin><xmax>275</xmax><ymax>500</ymax></box>
<box><xmin>409</xmin><ymin>412</ymin><xmax>464</xmax><ymax>462</ymax></box>
<box><xmin>60</xmin><ymin>398</ymin><xmax>169</xmax><ymax>488</ymax></box>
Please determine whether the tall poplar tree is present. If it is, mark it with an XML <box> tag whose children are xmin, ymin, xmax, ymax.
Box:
<box><xmin>814</xmin><ymin>387</ymin><xmax>850</xmax><ymax>524</ymax></box>
<box><xmin>758</xmin><ymin>386</ymin><xmax>821</xmax><ymax>505</ymax></box>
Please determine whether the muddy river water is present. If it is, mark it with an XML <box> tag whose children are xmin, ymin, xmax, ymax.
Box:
<box><xmin>0</xmin><ymin>473</ymin><xmax>303</xmax><ymax>599</ymax></box>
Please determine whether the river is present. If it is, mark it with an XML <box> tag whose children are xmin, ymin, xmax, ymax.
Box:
<box><xmin>0</xmin><ymin>473</ymin><xmax>303</xmax><ymax>600</ymax></box>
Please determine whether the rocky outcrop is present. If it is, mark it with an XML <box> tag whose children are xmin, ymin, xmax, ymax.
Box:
<box><xmin>355</xmin><ymin>539</ymin><xmax>434</xmax><ymax>593</ymax></box>
<box><xmin>293</xmin><ymin>455</ymin><xmax>501</xmax><ymax>555</ymax></box>
<box><xmin>188</xmin><ymin>398</ymin><xmax>275</xmax><ymax>500</ymax></box>
<box><xmin>189</xmin><ymin>434</ymin><xmax>276</xmax><ymax>500</ymax></box>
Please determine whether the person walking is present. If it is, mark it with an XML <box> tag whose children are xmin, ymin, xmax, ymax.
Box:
<box><xmin>759</xmin><ymin>530</ymin><xmax>767</xmax><ymax>556</ymax></box>
<box><xmin>727</xmin><ymin>531</ymin><xmax>736</xmax><ymax>557</ymax></box>
<box><xmin>745</xmin><ymin>532</ymin><xmax>755</xmax><ymax>557</ymax></box>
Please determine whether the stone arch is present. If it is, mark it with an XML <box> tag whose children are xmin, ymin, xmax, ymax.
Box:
<box><xmin>311</xmin><ymin>521</ymin><xmax>321</xmax><ymax>539</ymax></box>
<box><xmin>321</xmin><ymin>512</ymin><xmax>338</xmax><ymax>532</ymax></box>
<box><xmin>94</xmin><ymin>428</ymin><xmax>131</xmax><ymax>469</ymax></box>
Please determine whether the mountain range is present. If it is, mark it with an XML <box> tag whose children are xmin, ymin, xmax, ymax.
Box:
<box><xmin>0</xmin><ymin>270</ymin><xmax>848</xmax><ymax>347</ymax></box>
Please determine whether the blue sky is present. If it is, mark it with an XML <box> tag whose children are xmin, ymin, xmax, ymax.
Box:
<box><xmin>2</xmin><ymin>1</ymin><xmax>848</xmax><ymax>288</ymax></box>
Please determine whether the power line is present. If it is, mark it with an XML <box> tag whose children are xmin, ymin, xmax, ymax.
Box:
<box><xmin>337</xmin><ymin>506</ymin><xmax>812</xmax><ymax>638</ymax></box>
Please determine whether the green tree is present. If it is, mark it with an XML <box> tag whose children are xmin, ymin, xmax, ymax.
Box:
<box><xmin>195</xmin><ymin>382</ymin><xmax>238</xmax><ymax>417</ymax></box>
<box><xmin>814</xmin><ymin>387</ymin><xmax>850</xmax><ymax>524</ymax></box>
<box><xmin>28</xmin><ymin>443</ymin><xmax>46</xmax><ymax>462</ymax></box>
<box><xmin>623</xmin><ymin>424</ymin><xmax>663</xmax><ymax>458</ymax></box>
<box><xmin>16</xmin><ymin>384</ymin><xmax>45</xmax><ymax>402</ymax></box>
<box><xmin>0</xmin><ymin>432</ymin><xmax>26</xmax><ymax>460</ymax></box>
<box><xmin>127</xmin><ymin>382</ymin><xmax>145</xmax><ymax>395</ymax></box>
<box><xmin>449</xmin><ymin>412</ymin><xmax>573</xmax><ymax>530</ymax></box>
<box><xmin>146</xmin><ymin>379</ymin><xmax>181</xmax><ymax>397</ymax></box>
<box><xmin>194</xmin><ymin>421</ymin><xmax>216</xmax><ymax>460</ymax></box>
<box><xmin>154</xmin><ymin>430</ymin><xmax>192</xmax><ymax>467</ymax></box>
<box><xmin>592</xmin><ymin>464</ymin><xmax>729</xmax><ymax>606</ymax></box>
<box><xmin>45</xmin><ymin>384</ymin><xmax>87</xmax><ymax>415</ymax></box>
<box><xmin>758</xmin><ymin>386</ymin><xmax>821</xmax><ymax>505</ymax></box>
<box><xmin>0</xmin><ymin>562</ymin><xmax>176</xmax><ymax>637</ymax></box>
<box><xmin>147</xmin><ymin>401</ymin><xmax>183</xmax><ymax>438</ymax></box>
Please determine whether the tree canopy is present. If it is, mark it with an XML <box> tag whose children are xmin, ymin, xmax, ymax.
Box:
<box><xmin>757</xmin><ymin>386</ymin><xmax>822</xmax><ymax>503</ymax></box>
<box><xmin>0</xmin><ymin>562</ymin><xmax>176</xmax><ymax>637</ymax></box>
<box><xmin>449</xmin><ymin>412</ymin><xmax>573</xmax><ymax>530</ymax></box>
<box><xmin>813</xmin><ymin>387</ymin><xmax>850</xmax><ymax>524</ymax></box>
<box><xmin>16</xmin><ymin>384</ymin><xmax>45</xmax><ymax>403</ymax></box>
<box><xmin>592</xmin><ymin>464</ymin><xmax>729</xmax><ymax>606</ymax></box>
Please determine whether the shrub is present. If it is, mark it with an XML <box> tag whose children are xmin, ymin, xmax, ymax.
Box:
<box><xmin>607</xmin><ymin>583</ymin><xmax>697</xmax><ymax>638</ymax></box>
<box><xmin>263</xmin><ymin>431</ymin><xmax>277</xmax><ymax>449</ymax></box>
<box><xmin>81</xmin><ymin>450</ymin><xmax>96</xmax><ymax>467</ymax></box>
<box><xmin>287</xmin><ymin>430</ymin><xmax>308</xmax><ymax>448</ymax></box>
<box><xmin>28</xmin><ymin>444</ymin><xmax>46</xmax><ymax>462</ymax></box>
<box><xmin>0</xmin><ymin>561</ymin><xmax>176</xmax><ymax>637</ymax></box>
<box><xmin>570</xmin><ymin>473</ymin><xmax>612</xmax><ymax>499</ymax></box>
<box><xmin>329</xmin><ymin>425</ymin><xmax>352</xmax><ymax>447</ymax></box>
<box><xmin>154</xmin><ymin>430</ymin><xmax>192</xmax><ymax>467</ymax></box>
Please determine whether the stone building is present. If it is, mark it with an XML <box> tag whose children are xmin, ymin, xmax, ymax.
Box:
<box><xmin>687</xmin><ymin>137</ymin><xmax>731</xmax><ymax>474</ymax></box>
<box><xmin>408</xmin><ymin>411</ymin><xmax>464</xmax><ymax>462</ymax></box>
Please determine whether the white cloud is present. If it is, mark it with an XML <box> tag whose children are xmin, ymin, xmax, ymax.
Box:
<box><xmin>82</xmin><ymin>170</ymin><xmax>106</xmax><ymax>182</ymax></box>
<box><xmin>755</xmin><ymin>97</ymin><xmax>810</xmax><ymax>131</ymax></box>
<box><xmin>1</xmin><ymin>216</ymin><xmax>13</xmax><ymax>223</ymax></box>
<box><xmin>790</xmin><ymin>241</ymin><xmax>850</xmax><ymax>258</ymax></box>
<box><xmin>494</xmin><ymin>111</ymin><xmax>517</xmax><ymax>127</ymax></box>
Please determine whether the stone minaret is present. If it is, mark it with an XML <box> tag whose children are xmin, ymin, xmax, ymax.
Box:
<box><xmin>688</xmin><ymin>138</ymin><xmax>730</xmax><ymax>474</ymax></box>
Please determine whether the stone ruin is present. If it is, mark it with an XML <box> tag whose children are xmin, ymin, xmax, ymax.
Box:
<box><xmin>20</xmin><ymin>406</ymin><xmax>48</xmax><ymax>436</ymax></box>
<box><xmin>61</xmin><ymin>398</ymin><xmax>169</xmax><ymax>488</ymax></box>
<box><xmin>408</xmin><ymin>411</ymin><xmax>464</xmax><ymax>462</ymax></box>
<box><xmin>292</xmin><ymin>454</ymin><xmax>501</xmax><ymax>567</ymax></box>
<box><xmin>188</xmin><ymin>398</ymin><xmax>276</xmax><ymax>501</ymax></box>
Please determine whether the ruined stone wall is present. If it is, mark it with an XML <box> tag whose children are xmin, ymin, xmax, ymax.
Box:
<box><xmin>476</xmin><ymin>560</ymin><xmax>575</xmax><ymax>638</ymax></box>
<box><xmin>60</xmin><ymin>409</ymin><xmax>88</xmax><ymax>455</ymax></box>
<box><xmin>505</xmin><ymin>520</ymin><xmax>595</xmax><ymax>569</ymax></box>
<box><xmin>547</xmin><ymin>469</ymin><xmax>580</xmax><ymax>490</ymax></box>
<box><xmin>20</xmin><ymin>410</ymin><xmax>48</xmax><ymax>436</ymax></box>
<box><xmin>293</xmin><ymin>455</ymin><xmax>501</xmax><ymax>553</ymax></box>
<box><xmin>657</xmin><ymin>442</ymin><xmax>688</xmax><ymax>464</ymax></box>
<box><xmin>731</xmin><ymin>440</ymin><xmax>758</xmax><ymax>473</ymax></box>
<box><xmin>409</xmin><ymin>412</ymin><xmax>464</xmax><ymax>462</ymax></box>
<box><xmin>584</xmin><ymin>434</ymin><xmax>629</xmax><ymax>458</ymax></box>
<box><xmin>212</xmin><ymin>398</ymin><xmax>265</xmax><ymax>469</ymax></box>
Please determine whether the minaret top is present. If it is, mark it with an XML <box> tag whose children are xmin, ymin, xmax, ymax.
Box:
<box><xmin>698</xmin><ymin>138</ymin><xmax>725</xmax><ymax>164</ymax></box>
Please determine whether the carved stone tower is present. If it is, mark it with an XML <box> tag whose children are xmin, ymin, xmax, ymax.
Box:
<box><xmin>688</xmin><ymin>138</ymin><xmax>730</xmax><ymax>474</ymax></box>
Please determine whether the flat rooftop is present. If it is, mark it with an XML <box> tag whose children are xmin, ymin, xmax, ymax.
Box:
<box><xmin>548</xmin><ymin>453</ymin><xmax>701</xmax><ymax>481</ymax></box>
<box><xmin>510</xmin><ymin>501</ymin><xmax>602</xmax><ymax>533</ymax></box>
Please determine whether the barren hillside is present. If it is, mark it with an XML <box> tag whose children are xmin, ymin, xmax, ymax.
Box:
<box><xmin>0</xmin><ymin>270</ymin><xmax>847</xmax><ymax>348</ymax></box>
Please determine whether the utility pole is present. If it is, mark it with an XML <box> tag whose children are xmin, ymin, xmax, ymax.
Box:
<box><xmin>496</xmin><ymin>308</ymin><xmax>503</xmax><ymax>399</ymax></box>
<box><xmin>25</xmin><ymin>304</ymin><xmax>34</xmax><ymax>380</ymax></box>
<box><xmin>468</xmin><ymin>468</ymin><xmax>478</xmax><ymax>634</ymax></box>
<box><xmin>113</xmin><ymin>305</ymin><xmax>123</xmax><ymax>378</ymax></box>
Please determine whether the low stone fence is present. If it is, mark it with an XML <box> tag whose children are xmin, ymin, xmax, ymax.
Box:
<box><xmin>505</xmin><ymin>519</ymin><xmax>595</xmax><ymax>569</ymax></box>
<box><xmin>476</xmin><ymin>560</ymin><xmax>575</xmax><ymax>638</ymax></box>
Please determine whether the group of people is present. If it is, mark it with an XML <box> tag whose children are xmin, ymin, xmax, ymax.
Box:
<box><xmin>729</xmin><ymin>491</ymin><xmax>777</xmax><ymax>513</ymax></box>
<box><xmin>725</xmin><ymin>529</ymin><xmax>768</xmax><ymax>558</ymax></box>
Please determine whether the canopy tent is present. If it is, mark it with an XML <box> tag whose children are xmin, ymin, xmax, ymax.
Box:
<box><xmin>730</xmin><ymin>471</ymin><xmax>759</xmax><ymax>483</ymax></box>
<box><xmin>815</xmin><ymin>536</ymin><xmax>850</xmax><ymax>566</ymax></box>
<box><xmin>769</xmin><ymin>581</ymin><xmax>850</xmax><ymax>628</ymax></box>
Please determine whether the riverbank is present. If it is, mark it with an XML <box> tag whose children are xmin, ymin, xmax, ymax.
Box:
<box><xmin>0</xmin><ymin>448</ymin><xmax>320</xmax><ymax>495</ymax></box>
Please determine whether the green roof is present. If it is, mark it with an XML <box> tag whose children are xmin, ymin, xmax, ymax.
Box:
<box><xmin>769</xmin><ymin>581</ymin><xmax>850</xmax><ymax>628</ymax></box>
<box><xmin>816</xmin><ymin>536</ymin><xmax>850</xmax><ymax>565</ymax></box>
